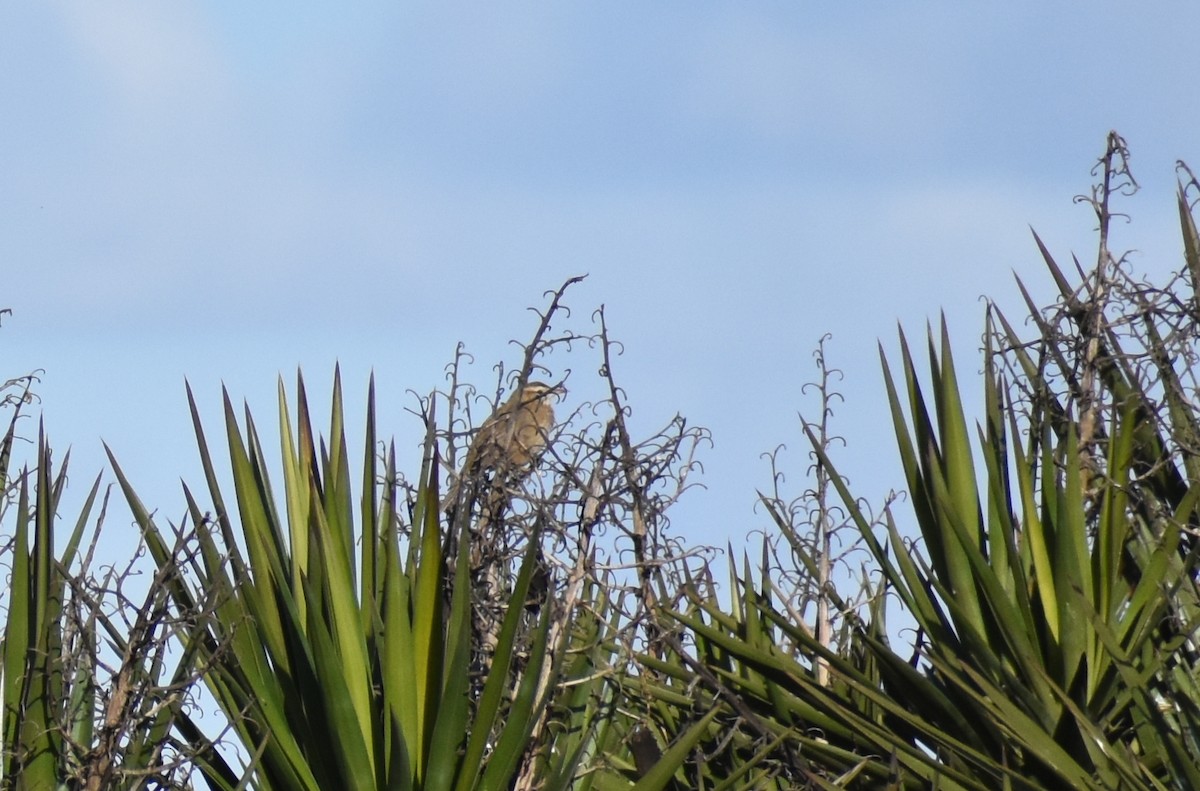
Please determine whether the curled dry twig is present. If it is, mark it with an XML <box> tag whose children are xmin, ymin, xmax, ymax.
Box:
<box><xmin>422</xmin><ymin>276</ymin><xmax>714</xmax><ymax>782</ymax></box>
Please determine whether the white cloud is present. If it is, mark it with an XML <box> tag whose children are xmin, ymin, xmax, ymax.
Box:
<box><xmin>49</xmin><ymin>1</ymin><xmax>230</xmax><ymax>113</ymax></box>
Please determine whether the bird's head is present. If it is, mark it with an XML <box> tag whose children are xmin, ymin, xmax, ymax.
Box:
<box><xmin>522</xmin><ymin>380</ymin><xmax>566</xmax><ymax>402</ymax></box>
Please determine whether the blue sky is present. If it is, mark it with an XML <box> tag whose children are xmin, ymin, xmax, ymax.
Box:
<box><xmin>2</xmin><ymin>3</ymin><xmax>1198</xmax><ymax>555</ymax></box>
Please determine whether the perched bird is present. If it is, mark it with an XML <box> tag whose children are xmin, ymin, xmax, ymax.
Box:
<box><xmin>445</xmin><ymin>380</ymin><xmax>564</xmax><ymax>509</ymax></box>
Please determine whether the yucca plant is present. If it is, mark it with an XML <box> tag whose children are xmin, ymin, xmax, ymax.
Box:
<box><xmin>666</xmin><ymin>322</ymin><xmax>1200</xmax><ymax>788</ymax></box>
<box><xmin>648</xmin><ymin>134</ymin><xmax>1200</xmax><ymax>789</ymax></box>
<box><xmin>106</xmin><ymin>370</ymin><xmax>549</xmax><ymax>789</ymax></box>
<box><xmin>1</xmin><ymin>418</ymin><xmax>97</xmax><ymax>788</ymax></box>
<box><xmin>107</xmin><ymin>363</ymin><xmax>694</xmax><ymax>791</ymax></box>
<box><xmin>0</xmin><ymin>388</ymin><xmax>223</xmax><ymax>789</ymax></box>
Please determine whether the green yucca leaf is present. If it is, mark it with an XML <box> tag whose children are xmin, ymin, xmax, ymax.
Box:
<box><xmin>930</xmin><ymin>320</ymin><xmax>987</xmax><ymax>596</ymax></box>
<box><xmin>3</xmin><ymin>475</ymin><xmax>33</xmax><ymax>780</ymax></box>
<box><xmin>1178</xmin><ymin>184</ymin><xmax>1200</xmax><ymax>321</ymax></box>
<box><xmin>706</xmin><ymin>730</ymin><xmax>791</xmax><ymax>791</ymax></box>
<box><xmin>380</xmin><ymin>490</ymin><xmax>419</xmax><ymax>783</ymax></box>
<box><xmin>307</xmin><ymin>478</ymin><xmax>374</xmax><ymax>761</ymax></box>
<box><xmin>1056</xmin><ymin>427</ymin><xmax>1091</xmax><ymax>673</ymax></box>
<box><xmin>14</xmin><ymin>431</ymin><xmax>60</xmax><ymax>788</ymax></box>
<box><xmin>222</xmin><ymin>387</ymin><xmax>293</xmax><ymax>667</ymax></box>
<box><xmin>0</xmin><ymin>390</ymin><xmax>21</xmax><ymax>491</ymax></box>
<box><xmin>875</xmin><ymin>348</ymin><xmax>961</xmax><ymax>635</ymax></box>
<box><xmin>409</xmin><ymin>463</ymin><xmax>446</xmax><ymax>783</ymax></box>
<box><xmin>459</xmin><ymin>529</ymin><xmax>549</xmax><ymax>790</ymax></box>
<box><xmin>478</xmin><ymin>608</ymin><xmax>553</xmax><ymax>791</ymax></box>
<box><xmin>453</xmin><ymin>528</ymin><xmax>540</xmax><ymax>787</ymax></box>
<box><xmin>539</xmin><ymin>608</ymin><xmax>623</xmax><ymax>791</ymax></box>
<box><xmin>425</xmin><ymin>518</ymin><xmax>473</xmax><ymax>791</ymax></box>
<box><xmin>359</xmin><ymin>375</ymin><xmax>379</xmax><ymax>623</ymax></box>
<box><xmin>278</xmin><ymin>376</ymin><xmax>313</xmax><ymax>625</ymax></box>
<box><xmin>322</xmin><ymin>368</ymin><xmax>355</xmax><ymax>582</ymax></box>
<box><xmin>50</xmin><ymin>471</ymin><xmax>100</xmax><ymax>765</ymax></box>
<box><xmin>1095</xmin><ymin>401</ymin><xmax>1136</xmax><ymax>629</ymax></box>
<box><xmin>301</xmin><ymin>576</ymin><xmax>376</xmax><ymax>791</ymax></box>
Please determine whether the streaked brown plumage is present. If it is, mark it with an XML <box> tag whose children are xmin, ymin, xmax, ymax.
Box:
<box><xmin>445</xmin><ymin>380</ymin><xmax>563</xmax><ymax>509</ymax></box>
<box><xmin>465</xmin><ymin>381</ymin><xmax>560</xmax><ymax>471</ymax></box>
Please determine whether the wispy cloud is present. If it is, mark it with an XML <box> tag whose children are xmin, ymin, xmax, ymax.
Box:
<box><xmin>50</xmin><ymin>2</ymin><xmax>230</xmax><ymax>114</ymax></box>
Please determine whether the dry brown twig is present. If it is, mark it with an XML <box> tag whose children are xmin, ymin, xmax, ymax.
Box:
<box><xmin>52</xmin><ymin>509</ymin><xmax>238</xmax><ymax>790</ymax></box>
<box><xmin>415</xmin><ymin>277</ymin><xmax>713</xmax><ymax>782</ymax></box>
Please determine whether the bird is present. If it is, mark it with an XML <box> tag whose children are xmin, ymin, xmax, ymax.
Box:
<box><xmin>444</xmin><ymin>380</ymin><xmax>564</xmax><ymax>510</ymax></box>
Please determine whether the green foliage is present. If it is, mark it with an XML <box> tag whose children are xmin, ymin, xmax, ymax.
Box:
<box><xmin>0</xmin><ymin>404</ymin><xmax>215</xmax><ymax>788</ymax></box>
<box><xmin>13</xmin><ymin>133</ymin><xmax>1200</xmax><ymax>791</ymax></box>
<box><xmin>648</xmin><ymin>139</ymin><xmax>1200</xmax><ymax>789</ymax></box>
<box><xmin>0</xmin><ymin>421</ymin><xmax>89</xmax><ymax>789</ymax></box>
<box><xmin>109</xmin><ymin>369</ymin><xmax>655</xmax><ymax>790</ymax></box>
